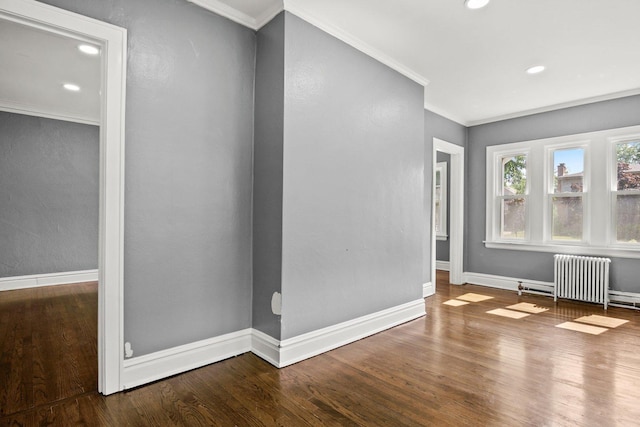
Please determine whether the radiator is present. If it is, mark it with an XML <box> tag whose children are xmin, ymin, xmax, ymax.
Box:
<box><xmin>553</xmin><ymin>254</ymin><xmax>611</xmax><ymax>309</ymax></box>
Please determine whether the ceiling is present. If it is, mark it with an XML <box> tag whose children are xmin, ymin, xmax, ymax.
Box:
<box><xmin>2</xmin><ymin>0</ymin><xmax>639</xmax><ymax>127</ymax></box>
<box><xmin>0</xmin><ymin>18</ymin><xmax>101</xmax><ymax>125</ymax></box>
<box><xmin>215</xmin><ymin>0</ymin><xmax>640</xmax><ymax>126</ymax></box>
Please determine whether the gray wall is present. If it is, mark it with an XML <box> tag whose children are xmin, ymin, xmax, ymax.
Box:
<box><xmin>467</xmin><ymin>94</ymin><xmax>640</xmax><ymax>292</ymax></box>
<box><xmin>42</xmin><ymin>0</ymin><xmax>256</xmax><ymax>356</ymax></box>
<box><xmin>280</xmin><ymin>13</ymin><xmax>425</xmax><ymax>339</ymax></box>
<box><xmin>253</xmin><ymin>13</ymin><xmax>285</xmax><ymax>340</ymax></box>
<box><xmin>424</xmin><ymin>109</ymin><xmax>467</xmax><ymax>280</ymax></box>
<box><xmin>435</xmin><ymin>151</ymin><xmax>451</xmax><ymax>262</ymax></box>
<box><xmin>0</xmin><ymin>112</ymin><xmax>98</xmax><ymax>277</ymax></box>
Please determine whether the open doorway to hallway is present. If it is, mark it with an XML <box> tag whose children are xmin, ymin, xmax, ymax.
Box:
<box><xmin>0</xmin><ymin>0</ymin><xmax>127</xmax><ymax>398</ymax></box>
<box><xmin>0</xmin><ymin>15</ymin><xmax>101</xmax><ymax>417</ymax></box>
<box><xmin>431</xmin><ymin>138</ymin><xmax>464</xmax><ymax>289</ymax></box>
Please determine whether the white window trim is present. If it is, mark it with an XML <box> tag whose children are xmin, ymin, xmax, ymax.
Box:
<box><xmin>485</xmin><ymin>125</ymin><xmax>640</xmax><ymax>260</ymax></box>
<box><xmin>543</xmin><ymin>141</ymin><xmax>590</xmax><ymax>245</ymax></box>
<box><xmin>435</xmin><ymin>161</ymin><xmax>448</xmax><ymax>240</ymax></box>
<box><xmin>609</xmin><ymin>134</ymin><xmax>640</xmax><ymax>249</ymax></box>
<box><xmin>485</xmin><ymin>145</ymin><xmax>531</xmax><ymax>243</ymax></box>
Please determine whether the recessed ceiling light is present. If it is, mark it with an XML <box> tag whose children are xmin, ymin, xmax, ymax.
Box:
<box><xmin>465</xmin><ymin>0</ymin><xmax>490</xmax><ymax>9</ymax></box>
<box><xmin>78</xmin><ymin>44</ymin><xmax>100</xmax><ymax>55</ymax></box>
<box><xmin>63</xmin><ymin>83</ymin><xmax>80</xmax><ymax>91</ymax></box>
<box><xmin>526</xmin><ymin>65</ymin><xmax>546</xmax><ymax>75</ymax></box>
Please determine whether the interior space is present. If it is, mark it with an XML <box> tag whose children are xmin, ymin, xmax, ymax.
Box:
<box><xmin>1</xmin><ymin>0</ymin><xmax>640</xmax><ymax>425</ymax></box>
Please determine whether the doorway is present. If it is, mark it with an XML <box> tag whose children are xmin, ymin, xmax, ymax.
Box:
<box><xmin>432</xmin><ymin>138</ymin><xmax>464</xmax><ymax>289</ymax></box>
<box><xmin>0</xmin><ymin>1</ymin><xmax>126</xmax><ymax>395</ymax></box>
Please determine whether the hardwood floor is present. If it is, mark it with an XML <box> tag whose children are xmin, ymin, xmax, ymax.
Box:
<box><xmin>0</xmin><ymin>282</ymin><xmax>97</xmax><ymax>422</ymax></box>
<box><xmin>2</xmin><ymin>272</ymin><xmax>640</xmax><ymax>426</ymax></box>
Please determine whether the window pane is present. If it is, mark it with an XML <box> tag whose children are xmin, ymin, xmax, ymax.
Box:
<box><xmin>501</xmin><ymin>155</ymin><xmax>527</xmax><ymax>195</ymax></box>
<box><xmin>551</xmin><ymin>196</ymin><xmax>583</xmax><ymax>241</ymax></box>
<box><xmin>501</xmin><ymin>198</ymin><xmax>526</xmax><ymax>239</ymax></box>
<box><xmin>553</xmin><ymin>148</ymin><xmax>584</xmax><ymax>193</ymax></box>
<box><xmin>616</xmin><ymin>141</ymin><xmax>640</xmax><ymax>191</ymax></box>
<box><xmin>435</xmin><ymin>187</ymin><xmax>441</xmax><ymax>233</ymax></box>
<box><xmin>616</xmin><ymin>194</ymin><xmax>640</xmax><ymax>243</ymax></box>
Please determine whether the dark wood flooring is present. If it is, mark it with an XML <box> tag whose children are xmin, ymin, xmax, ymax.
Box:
<box><xmin>0</xmin><ymin>282</ymin><xmax>97</xmax><ymax>423</ymax></box>
<box><xmin>2</xmin><ymin>272</ymin><xmax>640</xmax><ymax>426</ymax></box>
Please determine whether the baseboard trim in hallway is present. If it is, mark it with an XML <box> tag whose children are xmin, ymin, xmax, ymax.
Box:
<box><xmin>0</xmin><ymin>269</ymin><xmax>99</xmax><ymax>292</ymax></box>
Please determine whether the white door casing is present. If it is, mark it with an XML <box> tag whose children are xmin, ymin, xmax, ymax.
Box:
<box><xmin>432</xmin><ymin>138</ymin><xmax>464</xmax><ymax>288</ymax></box>
<box><xmin>0</xmin><ymin>0</ymin><xmax>127</xmax><ymax>395</ymax></box>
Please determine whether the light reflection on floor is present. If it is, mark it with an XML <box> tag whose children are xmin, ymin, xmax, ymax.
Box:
<box><xmin>442</xmin><ymin>292</ymin><xmax>631</xmax><ymax>335</ymax></box>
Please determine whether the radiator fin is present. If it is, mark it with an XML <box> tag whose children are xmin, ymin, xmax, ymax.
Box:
<box><xmin>553</xmin><ymin>254</ymin><xmax>610</xmax><ymax>309</ymax></box>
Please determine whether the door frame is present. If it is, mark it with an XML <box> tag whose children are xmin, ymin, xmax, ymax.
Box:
<box><xmin>0</xmin><ymin>0</ymin><xmax>127</xmax><ymax>395</ymax></box>
<box><xmin>432</xmin><ymin>138</ymin><xmax>464</xmax><ymax>287</ymax></box>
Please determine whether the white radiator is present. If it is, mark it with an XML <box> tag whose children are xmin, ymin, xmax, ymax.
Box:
<box><xmin>553</xmin><ymin>254</ymin><xmax>611</xmax><ymax>309</ymax></box>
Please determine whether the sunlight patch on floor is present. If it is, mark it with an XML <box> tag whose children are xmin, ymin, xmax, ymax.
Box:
<box><xmin>443</xmin><ymin>299</ymin><xmax>470</xmax><ymax>306</ymax></box>
<box><xmin>555</xmin><ymin>321</ymin><xmax>608</xmax><ymax>335</ymax></box>
<box><xmin>574</xmin><ymin>315</ymin><xmax>629</xmax><ymax>328</ymax></box>
<box><xmin>457</xmin><ymin>293</ymin><xmax>494</xmax><ymax>302</ymax></box>
<box><xmin>487</xmin><ymin>308</ymin><xmax>530</xmax><ymax>319</ymax></box>
<box><xmin>506</xmin><ymin>302</ymin><xmax>550</xmax><ymax>314</ymax></box>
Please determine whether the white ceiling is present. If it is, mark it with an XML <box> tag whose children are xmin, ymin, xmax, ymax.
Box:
<box><xmin>3</xmin><ymin>0</ymin><xmax>640</xmax><ymax>127</ymax></box>
<box><xmin>0</xmin><ymin>18</ymin><xmax>101</xmax><ymax>125</ymax></box>
<box><xmin>216</xmin><ymin>0</ymin><xmax>640</xmax><ymax>126</ymax></box>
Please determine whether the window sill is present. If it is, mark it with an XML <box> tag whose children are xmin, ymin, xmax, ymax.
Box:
<box><xmin>484</xmin><ymin>240</ymin><xmax>640</xmax><ymax>259</ymax></box>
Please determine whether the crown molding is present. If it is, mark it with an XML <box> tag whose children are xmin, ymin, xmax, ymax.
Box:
<box><xmin>423</xmin><ymin>99</ymin><xmax>467</xmax><ymax>127</ymax></box>
<box><xmin>187</xmin><ymin>0</ymin><xmax>283</xmax><ymax>30</ymax></box>
<box><xmin>283</xmin><ymin>1</ymin><xmax>428</xmax><ymax>88</ymax></box>
<box><xmin>467</xmin><ymin>88</ymin><xmax>640</xmax><ymax>127</ymax></box>
<box><xmin>187</xmin><ymin>0</ymin><xmax>259</xmax><ymax>29</ymax></box>
<box><xmin>255</xmin><ymin>1</ymin><xmax>285</xmax><ymax>30</ymax></box>
<box><xmin>187</xmin><ymin>0</ymin><xmax>427</xmax><ymax>87</ymax></box>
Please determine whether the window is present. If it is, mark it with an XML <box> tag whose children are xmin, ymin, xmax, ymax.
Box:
<box><xmin>435</xmin><ymin>162</ymin><xmax>447</xmax><ymax>240</ymax></box>
<box><xmin>549</xmin><ymin>147</ymin><xmax>585</xmax><ymax>242</ymax></box>
<box><xmin>614</xmin><ymin>140</ymin><xmax>640</xmax><ymax>244</ymax></box>
<box><xmin>499</xmin><ymin>154</ymin><xmax>527</xmax><ymax>240</ymax></box>
<box><xmin>485</xmin><ymin>125</ymin><xmax>640</xmax><ymax>258</ymax></box>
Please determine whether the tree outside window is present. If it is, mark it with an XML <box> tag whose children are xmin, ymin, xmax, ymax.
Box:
<box><xmin>551</xmin><ymin>148</ymin><xmax>584</xmax><ymax>241</ymax></box>
<box><xmin>616</xmin><ymin>141</ymin><xmax>640</xmax><ymax>243</ymax></box>
<box><xmin>500</xmin><ymin>155</ymin><xmax>527</xmax><ymax>239</ymax></box>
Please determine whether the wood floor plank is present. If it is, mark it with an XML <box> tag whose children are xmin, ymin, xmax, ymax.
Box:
<box><xmin>3</xmin><ymin>274</ymin><xmax>640</xmax><ymax>425</ymax></box>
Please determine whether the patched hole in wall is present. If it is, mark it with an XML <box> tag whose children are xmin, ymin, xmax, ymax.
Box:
<box><xmin>124</xmin><ymin>342</ymin><xmax>133</xmax><ymax>358</ymax></box>
<box><xmin>271</xmin><ymin>291</ymin><xmax>282</xmax><ymax>315</ymax></box>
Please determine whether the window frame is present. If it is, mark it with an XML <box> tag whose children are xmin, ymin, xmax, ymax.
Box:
<box><xmin>497</xmin><ymin>151</ymin><xmax>530</xmax><ymax>242</ymax></box>
<box><xmin>485</xmin><ymin>125</ymin><xmax>640</xmax><ymax>259</ymax></box>
<box><xmin>435</xmin><ymin>161</ymin><xmax>448</xmax><ymax>241</ymax></box>
<box><xmin>544</xmin><ymin>141</ymin><xmax>590</xmax><ymax>245</ymax></box>
<box><xmin>486</xmin><ymin>144</ymin><xmax>531</xmax><ymax>244</ymax></box>
<box><xmin>609</xmin><ymin>135</ymin><xmax>640</xmax><ymax>248</ymax></box>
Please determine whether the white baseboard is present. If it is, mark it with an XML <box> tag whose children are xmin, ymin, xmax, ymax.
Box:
<box><xmin>121</xmin><ymin>299</ymin><xmax>427</xmax><ymax>389</ymax></box>
<box><xmin>464</xmin><ymin>271</ymin><xmax>640</xmax><ymax>310</ymax></box>
<box><xmin>251</xmin><ymin>329</ymin><xmax>280</xmax><ymax>367</ymax></box>
<box><xmin>121</xmin><ymin>329</ymin><xmax>252</xmax><ymax>390</ymax></box>
<box><xmin>609</xmin><ymin>290</ymin><xmax>640</xmax><ymax>304</ymax></box>
<box><xmin>463</xmin><ymin>271</ymin><xmax>554</xmax><ymax>293</ymax></box>
<box><xmin>435</xmin><ymin>260</ymin><xmax>450</xmax><ymax>271</ymax></box>
<box><xmin>423</xmin><ymin>281</ymin><xmax>434</xmax><ymax>297</ymax></box>
<box><xmin>0</xmin><ymin>269</ymin><xmax>99</xmax><ymax>292</ymax></box>
<box><xmin>608</xmin><ymin>290</ymin><xmax>640</xmax><ymax>310</ymax></box>
<box><xmin>252</xmin><ymin>299</ymin><xmax>426</xmax><ymax>368</ymax></box>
